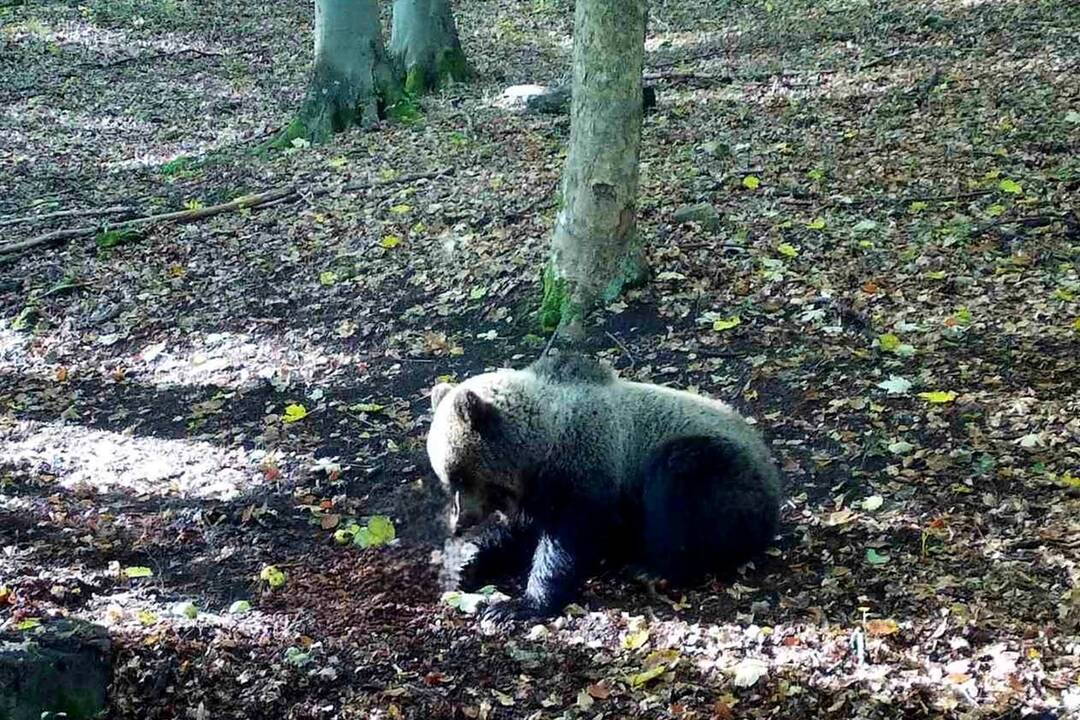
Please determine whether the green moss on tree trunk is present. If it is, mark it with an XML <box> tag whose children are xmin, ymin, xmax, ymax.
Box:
<box><xmin>390</xmin><ymin>0</ymin><xmax>469</xmax><ymax>95</ymax></box>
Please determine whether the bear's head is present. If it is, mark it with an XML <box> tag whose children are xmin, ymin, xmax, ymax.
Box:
<box><xmin>426</xmin><ymin>374</ymin><xmax>528</xmax><ymax>535</ymax></box>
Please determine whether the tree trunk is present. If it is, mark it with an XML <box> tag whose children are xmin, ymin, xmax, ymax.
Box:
<box><xmin>543</xmin><ymin>0</ymin><xmax>648</xmax><ymax>336</ymax></box>
<box><xmin>277</xmin><ymin>0</ymin><xmax>399</xmax><ymax>146</ymax></box>
<box><xmin>389</xmin><ymin>0</ymin><xmax>469</xmax><ymax>95</ymax></box>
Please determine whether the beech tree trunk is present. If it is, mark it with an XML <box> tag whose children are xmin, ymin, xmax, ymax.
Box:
<box><xmin>543</xmin><ymin>0</ymin><xmax>648</xmax><ymax>335</ymax></box>
<box><xmin>389</xmin><ymin>0</ymin><xmax>469</xmax><ymax>94</ymax></box>
<box><xmin>278</xmin><ymin>0</ymin><xmax>399</xmax><ymax>146</ymax></box>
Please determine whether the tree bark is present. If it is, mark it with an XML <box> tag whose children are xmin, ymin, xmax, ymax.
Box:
<box><xmin>277</xmin><ymin>0</ymin><xmax>399</xmax><ymax>146</ymax></box>
<box><xmin>543</xmin><ymin>0</ymin><xmax>648</xmax><ymax>335</ymax></box>
<box><xmin>389</xmin><ymin>0</ymin><xmax>469</xmax><ymax>95</ymax></box>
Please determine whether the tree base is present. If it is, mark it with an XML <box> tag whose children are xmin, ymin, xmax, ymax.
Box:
<box><xmin>272</xmin><ymin>63</ymin><xmax>398</xmax><ymax>148</ymax></box>
<box><xmin>404</xmin><ymin>46</ymin><xmax>470</xmax><ymax>95</ymax></box>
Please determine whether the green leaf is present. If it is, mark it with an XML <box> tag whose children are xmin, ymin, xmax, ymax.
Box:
<box><xmin>333</xmin><ymin>524</ymin><xmax>359</xmax><ymax>544</ymax></box>
<box><xmin>442</xmin><ymin>585</ymin><xmax>507</xmax><ymax>614</ymax></box>
<box><xmin>777</xmin><ymin>243</ymin><xmax>799</xmax><ymax>258</ymax></box>
<box><xmin>379</xmin><ymin>234</ymin><xmax>402</xmax><ymax>249</ymax></box>
<box><xmin>15</xmin><ymin>618</ymin><xmax>41</xmax><ymax>631</ymax></box>
<box><xmin>328</xmin><ymin>156</ymin><xmax>348</xmax><ymax>169</ymax></box>
<box><xmin>985</xmin><ymin>204</ymin><xmax>1006</xmax><ymax>217</ymax></box>
<box><xmin>355</xmin><ymin>515</ymin><xmax>396</xmax><ymax>548</ymax></box>
<box><xmin>284</xmin><ymin>646</ymin><xmax>312</xmax><ymax>667</ymax></box>
<box><xmin>389</xmin><ymin>204</ymin><xmax>412</xmax><ymax>215</ymax></box>
<box><xmin>998</xmin><ymin>179</ymin><xmax>1022</xmax><ymax>195</ymax></box>
<box><xmin>742</xmin><ymin>175</ymin><xmax>760</xmax><ymax>190</ymax></box>
<box><xmin>806</xmin><ymin>217</ymin><xmax>827</xmax><ymax>230</ymax></box>
<box><xmin>319</xmin><ymin>270</ymin><xmax>338</xmax><ymax>286</ymax></box>
<box><xmin>954</xmin><ymin>307</ymin><xmax>972</xmax><ymax>325</ymax></box>
<box><xmin>1066</xmin><ymin>110</ymin><xmax>1080</xmax><ymax>125</ymax></box>
<box><xmin>260</xmin><ymin>565</ymin><xmax>287</xmax><ymax>589</ymax></box>
<box><xmin>925</xmin><ymin>270</ymin><xmax>947</xmax><ymax>280</ymax></box>
<box><xmin>349</xmin><ymin>403</ymin><xmax>384</xmax><ymax>414</ymax></box>
<box><xmin>282</xmin><ymin>404</ymin><xmax>308</xmax><ymax>423</ymax></box>
<box><xmin>712</xmin><ymin>316</ymin><xmax>742</xmax><ymax>332</ymax></box>
<box><xmin>908</xmin><ymin>201</ymin><xmax>928</xmax><ymax>213</ymax></box>
<box><xmin>95</xmin><ymin>228</ymin><xmax>140</xmax><ymax>249</ymax></box>
<box><xmin>171</xmin><ymin>601</ymin><xmax>198</xmax><ymax>619</ymax></box>
<box><xmin>123</xmin><ymin>566</ymin><xmax>154</xmax><ymax>579</ymax></box>
<box><xmin>876</xmin><ymin>375</ymin><xmax>912</xmax><ymax>395</ymax></box>
<box><xmin>137</xmin><ymin>610</ymin><xmax>158</xmax><ymax>626</ymax></box>
<box><xmin>865</xmin><ymin>548</ymin><xmax>890</xmax><ymax>565</ymax></box>
<box><xmin>917</xmin><ymin>390</ymin><xmax>957</xmax><ymax>404</ymax></box>
<box><xmin>469</xmin><ymin>286</ymin><xmax>488</xmax><ymax>300</ymax></box>
<box><xmin>852</xmin><ymin>219</ymin><xmax>879</xmax><ymax>233</ymax></box>
<box><xmin>228</xmin><ymin>600</ymin><xmax>252</xmax><ymax>615</ymax></box>
<box><xmin>877</xmin><ymin>333</ymin><xmax>901</xmax><ymax>352</ymax></box>
<box><xmin>860</xmin><ymin>495</ymin><xmax>884</xmax><ymax>512</ymax></box>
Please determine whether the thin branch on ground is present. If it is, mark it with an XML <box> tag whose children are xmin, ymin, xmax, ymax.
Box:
<box><xmin>0</xmin><ymin>168</ymin><xmax>456</xmax><ymax>258</ymax></box>
<box><xmin>0</xmin><ymin>206</ymin><xmax>140</xmax><ymax>228</ymax></box>
<box><xmin>92</xmin><ymin>48</ymin><xmax>225</xmax><ymax>69</ymax></box>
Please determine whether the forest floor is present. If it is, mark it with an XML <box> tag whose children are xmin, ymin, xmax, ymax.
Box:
<box><xmin>2</xmin><ymin>0</ymin><xmax>1079</xmax><ymax>717</ymax></box>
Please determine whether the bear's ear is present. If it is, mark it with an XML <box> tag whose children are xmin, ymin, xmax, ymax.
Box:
<box><xmin>431</xmin><ymin>382</ymin><xmax>455</xmax><ymax>411</ymax></box>
<box><xmin>454</xmin><ymin>389</ymin><xmax>498</xmax><ymax>429</ymax></box>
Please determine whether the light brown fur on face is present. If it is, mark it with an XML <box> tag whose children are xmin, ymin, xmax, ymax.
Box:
<box><xmin>427</xmin><ymin>377</ymin><xmax>526</xmax><ymax>534</ymax></box>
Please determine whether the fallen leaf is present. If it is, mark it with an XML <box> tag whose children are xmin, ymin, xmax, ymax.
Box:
<box><xmin>866</xmin><ymin>618</ymin><xmax>900</xmax><ymax>636</ymax></box>
<box><xmin>918</xmin><ymin>391</ymin><xmax>957</xmax><ymax>404</ymax></box>
<box><xmin>713</xmin><ymin>316</ymin><xmax>741</xmax><ymax>332</ymax></box>
<box><xmin>282</xmin><ymin>404</ymin><xmax>308</xmax><ymax>423</ymax></box>
<box><xmin>260</xmin><ymin>565</ymin><xmax>287</xmax><ymax>589</ymax></box>
<box><xmin>732</xmin><ymin>658</ymin><xmax>768</xmax><ymax>688</ymax></box>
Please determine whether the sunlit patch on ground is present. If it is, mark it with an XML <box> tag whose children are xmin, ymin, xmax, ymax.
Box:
<box><xmin>1</xmin><ymin>419</ymin><xmax>257</xmax><ymax>499</ymax></box>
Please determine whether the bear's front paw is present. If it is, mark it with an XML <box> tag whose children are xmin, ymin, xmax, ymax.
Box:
<box><xmin>478</xmin><ymin>598</ymin><xmax>541</xmax><ymax>629</ymax></box>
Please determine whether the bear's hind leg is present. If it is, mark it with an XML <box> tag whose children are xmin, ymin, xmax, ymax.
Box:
<box><xmin>640</xmin><ymin>436</ymin><xmax>779</xmax><ymax>585</ymax></box>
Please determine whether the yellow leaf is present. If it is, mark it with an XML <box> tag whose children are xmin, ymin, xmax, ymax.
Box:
<box><xmin>328</xmin><ymin>156</ymin><xmax>348</xmax><ymax>169</ymax></box>
<box><xmin>806</xmin><ymin>217</ymin><xmax>826</xmax><ymax>230</ymax></box>
<box><xmin>622</xmin><ymin>629</ymin><xmax>650</xmax><ymax>650</ymax></box>
<box><xmin>1073</xmin><ymin>318</ymin><xmax>1080</xmax><ymax>332</ymax></box>
<box><xmin>917</xmin><ymin>391</ymin><xmax>957</xmax><ymax>404</ymax></box>
<box><xmin>777</xmin><ymin>243</ymin><xmax>799</xmax><ymax>258</ymax></box>
<box><xmin>626</xmin><ymin>664</ymin><xmax>667</xmax><ymax>688</ymax></box>
<box><xmin>925</xmin><ymin>270</ymin><xmax>947</xmax><ymax>280</ymax></box>
<box><xmin>742</xmin><ymin>175</ymin><xmax>760</xmax><ymax>190</ymax></box>
<box><xmin>1059</xmin><ymin>472</ymin><xmax>1080</xmax><ymax>489</ymax></box>
<box><xmin>389</xmin><ymin>204</ymin><xmax>412</xmax><ymax>215</ymax></box>
<box><xmin>866</xmin><ymin>618</ymin><xmax>899</xmax><ymax>636</ymax></box>
<box><xmin>713</xmin><ymin>316</ymin><xmax>741</xmax><ymax>332</ymax></box>
<box><xmin>282</xmin><ymin>404</ymin><xmax>308</xmax><ymax>423</ymax></box>
<box><xmin>124</xmin><ymin>566</ymin><xmax>154</xmax><ymax>579</ymax></box>
<box><xmin>379</xmin><ymin>235</ymin><xmax>402</xmax><ymax>249</ymax></box>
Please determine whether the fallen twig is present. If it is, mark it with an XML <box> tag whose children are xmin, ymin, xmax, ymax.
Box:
<box><xmin>0</xmin><ymin>205</ymin><xmax>140</xmax><ymax>228</ymax></box>
<box><xmin>0</xmin><ymin>167</ymin><xmax>455</xmax><ymax>258</ymax></box>
<box><xmin>858</xmin><ymin>49</ymin><xmax>906</xmax><ymax>72</ymax></box>
<box><xmin>899</xmin><ymin>190</ymin><xmax>993</xmax><ymax>204</ymax></box>
<box><xmin>92</xmin><ymin>48</ymin><xmax>225</xmax><ymax>69</ymax></box>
